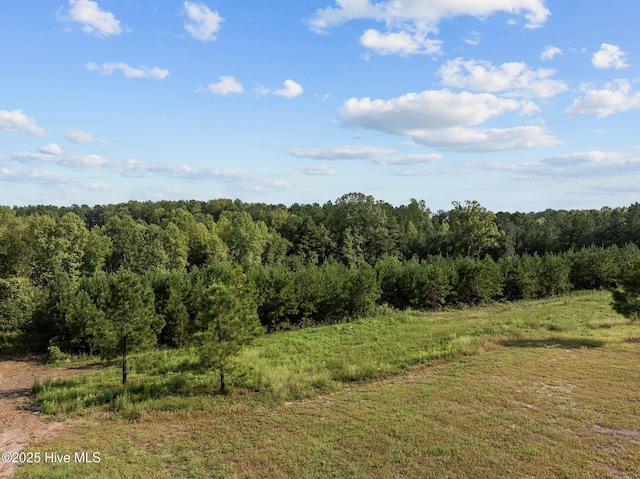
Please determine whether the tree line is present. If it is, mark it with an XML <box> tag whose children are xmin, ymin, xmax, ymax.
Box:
<box><xmin>1</xmin><ymin>193</ymin><xmax>639</xmax><ymax>380</ymax></box>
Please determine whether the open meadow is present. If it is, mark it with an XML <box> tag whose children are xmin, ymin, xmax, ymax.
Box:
<box><xmin>9</xmin><ymin>290</ymin><xmax>640</xmax><ymax>478</ymax></box>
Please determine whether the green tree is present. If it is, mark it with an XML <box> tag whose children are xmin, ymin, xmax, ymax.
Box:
<box><xmin>166</xmin><ymin>208</ymin><xmax>228</xmax><ymax>266</ymax></box>
<box><xmin>0</xmin><ymin>208</ymin><xmax>30</xmax><ymax>278</ymax></box>
<box><xmin>102</xmin><ymin>215</ymin><xmax>146</xmax><ymax>273</ymax></box>
<box><xmin>327</xmin><ymin>193</ymin><xmax>399</xmax><ymax>265</ymax></box>
<box><xmin>90</xmin><ymin>270</ymin><xmax>162</xmax><ymax>384</ymax></box>
<box><xmin>215</xmin><ymin>211</ymin><xmax>269</xmax><ymax>265</ymax></box>
<box><xmin>62</xmin><ymin>288</ymin><xmax>104</xmax><ymax>354</ymax></box>
<box><xmin>81</xmin><ymin>228</ymin><xmax>112</xmax><ymax>276</ymax></box>
<box><xmin>195</xmin><ymin>277</ymin><xmax>262</xmax><ymax>393</ymax></box>
<box><xmin>250</xmin><ymin>264</ymin><xmax>299</xmax><ymax>331</ymax></box>
<box><xmin>28</xmin><ymin>213</ymin><xmax>90</xmax><ymax>286</ymax></box>
<box><xmin>612</xmin><ymin>259</ymin><xmax>640</xmax><ymax>321</ymax></box>
<box><xmin>345</xmin><ymin>263</ymin><xmax>380</xmax><ymax>317</ymax></box>
<box><xmin>162</xmin><ymin>222</ymin><xmax>189</xmax><ymax>270</ymax></box>
<box><xmin>447</xmin><ymin>200</ymin><xmax>500</xmax><ymax>258</ymax></box>
<box><xmin>0</xmin><ymin>277</ymin><xmax>37</xmax><ymax>333</ymax></box>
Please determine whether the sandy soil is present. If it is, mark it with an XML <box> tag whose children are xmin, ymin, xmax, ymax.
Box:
<box><xmin>0</xmin><ymin>360</ymin><xmax>89</xmax><ymax>478</ymax></box>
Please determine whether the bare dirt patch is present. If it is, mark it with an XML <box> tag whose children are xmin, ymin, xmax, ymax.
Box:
<box><xmin>0</xmin><ymin>360</ymin><xmax>91</xmax><ymax>478</ymax></box>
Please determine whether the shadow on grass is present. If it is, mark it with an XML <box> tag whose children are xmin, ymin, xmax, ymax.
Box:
<box><xmin>500</xmin><ymin>337</ymin><xmax>605</xmax><ymax>349</ymax></box>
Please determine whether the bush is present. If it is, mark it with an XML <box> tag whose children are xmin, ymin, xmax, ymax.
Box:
<box><xmin>453</xmin><ymin>256</ymin><xmax>503</xmax><ymax>305</ymax></box>
<box><xmin>539</xmin><ymin>253</ymin><xmax>572</xmax><ymax>297</ymax></box>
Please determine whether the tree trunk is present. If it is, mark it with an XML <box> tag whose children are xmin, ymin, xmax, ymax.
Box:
<box><xmin>219</xmin><ymin>365</ymin><xmax>225</xmax><ymax>393</ymax></box>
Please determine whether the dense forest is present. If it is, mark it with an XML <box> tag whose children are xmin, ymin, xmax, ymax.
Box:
<box><xmin>1</xmin><ymin>192</ymin><xmax>639</xmax><ymax>363</ymax></box>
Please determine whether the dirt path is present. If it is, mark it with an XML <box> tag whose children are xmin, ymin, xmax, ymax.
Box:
<box><xmin>0</xmin><ymin>360</ymin><xmax>89</xmax><ymax>478</ymax></box>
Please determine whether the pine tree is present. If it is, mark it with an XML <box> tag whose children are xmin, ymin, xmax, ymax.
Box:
<box><xmin>89</xmin><ymin>270</ymin><xmax>162</xmax><ymax>384</ymax></box>
<box><xmin>195</xmin><ymin>272</ymin><xmax>262</xmax><ymax>393</ymax></box>
<box><xmin>612</xmin><ymin>260</ymin><xmax>640</xmax><ymax>321</ymax></box>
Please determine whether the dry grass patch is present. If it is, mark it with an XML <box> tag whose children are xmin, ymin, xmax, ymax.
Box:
<box><xmin>15</xmin><ymin>344</ymin><xmax>640</xmax><ymax>478</ymax></box>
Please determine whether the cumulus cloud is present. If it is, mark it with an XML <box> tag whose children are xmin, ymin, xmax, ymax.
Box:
<box><xmin>360</xmin><ymin>29</ymin><xmax>442</xmax><ymax>56</ymax></box>
<box><xmin>309</xmin><ymin>0</ymin><xmax>549</xmax><ymax>56</ymax></box>
<box><xmin>258</xmin><ymin>80</ymin><xmax>304</xmax><ymax>99</ymax></box>
<box><xmin>0</xmin><ymin>110</ymin><xmax>46</xmax><ymax>136</ymax></box>
<box><xmin>439</xmin><ymin>58</ymin><xmax>567</xmax><ymax>98</ymax></box>
<box><xmin>310</xmin><ymin>0</ymin><xmax>549</xmax><ymax>32</ymax></box>
<box><xmin>184</xmin><ymin>1</ymin><xmax>223</xmax><ymax>41</ymax></box>
<box><xmin>592</xmin><ymin>43</ymin><xmax>629</xmax><ymax>69</ymax></box>
<box><xmin>339</xmin><ymin>89</ymin><xmax>559</xmax><ymax>151</ymax></box>
<box><xmin>288</xmin><ymin>145</ymin><xmax>442</xmax><ymax>164</ymax></box>
<box><xmin>86</xmin><ymin>62</ymin><xmax>169</xmax><ymax>79</ymax></box>
<box><xmin>38</xmin><ymin>143</ymin><xmax>63</xmax><ymax>155</ymax></box>
<box><xmin>540</xmin><ymin>45</ymin><xmax>562</xmax><ymax>60</ymax></box>
<box><xmin>59</xmin><ymin>0</ymin><xmax>122</xmax><ymax>37</ymax></box>
<box><xmin>565</xmin><ymin>80</ymin><xmax>640</xmax><ymax>117</ymax></box>
<box><xmin>273</xmin><ymin>80</ymin><xmax>304</xmax><ymax>98</ymax></box>
<box><xmin>66</xmin><ymin>129</ymin><xmax>107</xmax><ymax>144</ymax></box>
<box><xmin>340</xmin><ymin>89</ymin><xmax>525</xmax><ymax>131</ymax></box>
<box><xmin>410</xmin><ymin>126</ymin><xmax>559</xmax><ymax>151</ymax></box>
<box><xmin>293</xmin><ymin>164</ymin><xmax>336</xmax><ymax>176</ymax></box>
<box><xmin>202</xmin><ymin>76</ymin><xmax>244</xmax><ymax>95</ymax></box>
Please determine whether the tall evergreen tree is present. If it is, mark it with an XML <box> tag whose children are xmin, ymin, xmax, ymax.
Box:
<box><xmin>90</xmin><ymin>270</ymin><xmax>162</xmax><ymax>384</ymax></box>
<box><xmin>195</xmin><ymin>273</ymin><xmax>262</xmax><ymax>393</ymax></box>
<box><xmin>612</xmin><ymin>260</ymin><xmax>640</xmax><ymax>321</ymax></box>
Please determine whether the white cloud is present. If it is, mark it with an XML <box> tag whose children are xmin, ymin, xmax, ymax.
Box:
<box><xmin>66</xmin><ymin>129</ymin><xmax>107</xmax><ymax>144</ymax></box>
<box><xmin>38</xmin><ymin>143</ymin><xmax>63</xmax><ymax>155</ymax></box>
<box><xmin>12</xmin><ymin>152</ymin><xmax>111</xmax><ymax>168</ymax></box>
<box><xmin>0</xmin><ymin>168</ymin><xmax>79</xmax><ymax>186</ymax></box>
<box><xmin>309</xmin><ymin>1</ymin><xmax>548</xmax><ymax>59</ymax></box>
<box><xmin>288</xmin><ymin>145</ymin><xmax>442</xmax><ymax>164</ymax></box>
<box><xmin>184</xmin><ymin>1</ymin><xmax>223</xmax><ymax>41</ymax></box>
<box><xmin>487</xmin><ymin>150</ymin><xmax>640</xmax><ymax>178</ymax></box>
<box><xmin>464</xmin><ymin>31</ymin><xmax>481</xmax><ymax>46</ymax></box>
<box><xmin>340</xmin><ymin>89</ymin><xmax>525</xmax><ymax>131</ymax></box>
<box><xmin>540</xmin><ymin>45</ymin><xmax>562</xmax><ymax>60</ymax></box>
<box><xmin>592</xmin><ymin>43</ymin><xmax>629</xmax><ymax>69</ymax></box>
<box><xmin>257</xmin><ymin>80</ymin><xmax>304</xmax><ymax>98</ymax></box>
<box><xmin>410</xmin><ymin>126</ymin><xmax>559</xmax><ymax>151</ymax></box>
<box><xmin>0</xmin><ymin>110</ymin><xmax>45</xmax><ymax>136</ymax></box>
<box><xmin>288</xmin><ymin>145</ymin><xmax>396</xmax><ymax>160</ymax></box>
<box><xmin>375</xmin><ymin>153</ymin><xmax>442</xmax><ymax>165</ymax></box>
<box><xmin>439</xmin><ymin>58</ymin><xmax>567</xmax><ymax>98</ymax></box>
<box><xmin>309</xmin><ymin>1</ymin><xmax>548</xmax><ymax>57</ymax></box>
<box><xmin>203</xmin><ymin>76</ymin><xmax>244</xmax><ymax>95</ymax></box>
<box><xmin>8</xmin><ymin>149</ymin><xmax>286</xmax><ymax>192</ymax></box>
<box><xmin>60</xmin><ymin>0</ymin><xmax>122</xmax><ymax>37</ymax></box>
<box><xmin>254</xmin><ymin>84</ymin><xmax>271</xmax><ymax>96</ymax></box>
<box><xmin>293</xmin><ymin>164</ymin><xmax>336</xmax><ymax>176</ymax></box>
<box><xmin>86</xmin><ymin>62</ymin><xmax>169</xmax><ymax>79</ymax></box>
<box><xmin>360</xmin><ymin>29</ymin><xmax>442</xmax><ymax>56</ymax></box>
<box><xmin>309</xmin><ymin>0</ymin><xmax>550</xmax><ymax>34</ymax></box>
<box><xmin>339</xmin><ymin>89</ymin><xmax>559</xmax><ymax>151</ymax></box>
<box><xmin>565</xmin><ymin>80</ymin><xmax>640</xmax><ymax>117</ymax></box>
<box><xmin>273</xmin><ymin>80</ymin><xmax>304</xmax><ymax>99</ymax></box>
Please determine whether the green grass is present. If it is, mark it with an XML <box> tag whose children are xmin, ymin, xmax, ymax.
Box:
<box><xmin>15</xmin><ymin>290</ymin><xmax>640</xmax><ymax>478</ymax></box>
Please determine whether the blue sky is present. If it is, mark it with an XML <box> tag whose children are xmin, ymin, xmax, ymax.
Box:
<box><xmin>1</xmin><ymin>0</ymin><xmax>639</xmax><ymax>211</ymax></box>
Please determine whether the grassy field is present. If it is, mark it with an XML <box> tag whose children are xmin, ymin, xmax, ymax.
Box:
<box><xmin>13</xmin><ymin>290</ymin><xmax>640</xmax><ymax>478</ymax></box>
